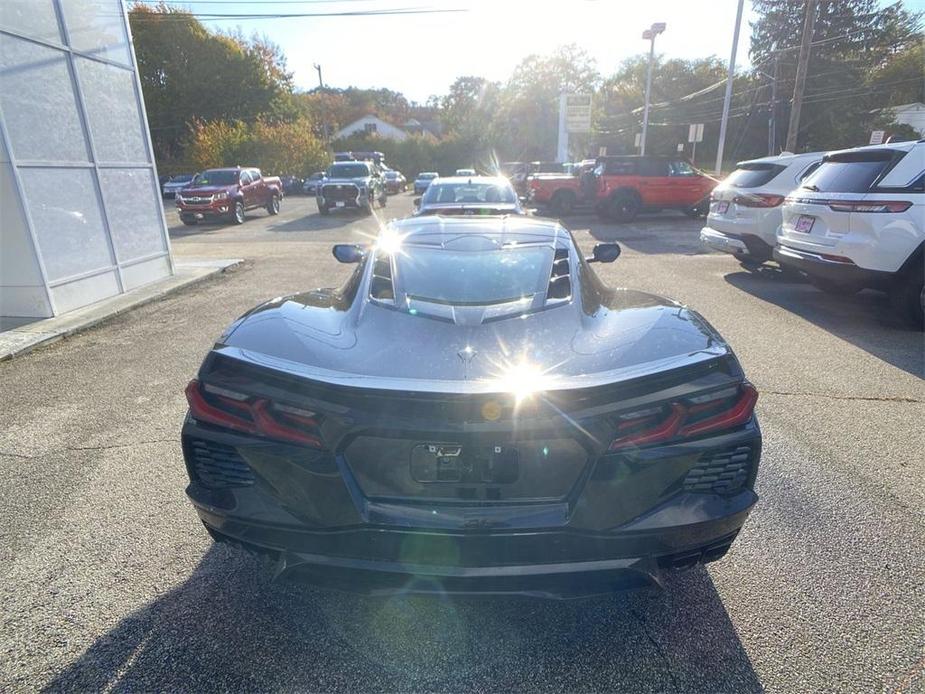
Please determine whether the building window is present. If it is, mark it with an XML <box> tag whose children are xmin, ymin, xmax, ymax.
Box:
<box><xmin>364</xmin><ymin>122</ymin><xmax>378</xmax><ymax>134</ymax></box>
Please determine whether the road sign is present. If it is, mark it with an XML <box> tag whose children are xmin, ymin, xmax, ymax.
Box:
<box><xmin>677</xmin><ymin>143</ymin><xmax>685</xmax><ymax>152</ymax></box>
<box><xmin>634</xmin><ymin>132</ymin><xmax>642</xmax><ymax>148</ymax></box>
<box><xmin>598</xmin><ymin>146</ymin><xmax>607</xmax><ymax>156</ymax></box>
<box><xmin>688</xmin><ymin>123</ymin><xmax>704</xmax><ymax>143</ymax></box>
<box><xmin>869</xmin><ymin>130</ymin><xmax>885</xmax><ymax>145</ymax></box>
<box><xmin>564</xmin><ymin>94</ymin><xmax>592</xmax><ymax>133</ymax></box>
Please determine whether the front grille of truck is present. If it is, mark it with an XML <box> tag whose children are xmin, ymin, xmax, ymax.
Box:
<box><xmin>181</xmin><ymin>195</ymin><xmax>213</xmax><ymax>206</ymax></box>
<box><xmin>187</xmin><ymin>438</ymin><xmax>254</xmax><ymax>488</ymax></box>
<box><xmin>684</xmin><ymin>445</ymin><xmax>754</xmax><ymax>496</ymax></box>
<box><xmin>322</xmin><ymin>184</ymin><xmax>359</xmax><ymax>201</ymax></box>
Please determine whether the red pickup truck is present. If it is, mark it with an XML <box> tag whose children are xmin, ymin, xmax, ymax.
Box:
<box><xmin>528</xmin><ymin>155</ymin><xmax>717</xmax><ymax>222</ymax></box>
<box><xmin>176</xmin><ymin>167</ymin><xmax>282</xmax><ymax>226</ymax></box>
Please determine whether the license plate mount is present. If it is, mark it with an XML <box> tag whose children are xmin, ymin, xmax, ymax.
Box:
<box><xmin>335</xmin><ymin>201</ymin><xmax>345</xmax><ymax>208</ymax></box>
<box><xmin>715</xmin><ymin>201</ymin><xmax>729</xmax><ymax>214</ymax></box>
<box><xmin>794</xmin><ymin>214</ymin><xmax>815</xmax><ymax>232</ymax></box>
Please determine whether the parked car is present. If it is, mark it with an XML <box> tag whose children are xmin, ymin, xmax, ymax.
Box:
<box><xmin>302</xmin><ymin>172</ymin><xmax>325</xmax><ymax>196</ymax></box>
<box><xmin>413</xmin><ymin>175</ymin><xmax>525</xmax><ymax>216</ymax></box>
<box><xmin>181</xmin><ymin>214</ymin><xmax>762</xmax><ymax>596</ymax></box>
<box><xmin>455</xmin><ymin>168</ymin><xmax>477</xmax><ymax>177</ymax></box>
<box><xmin>700</xmin><ymin>152</ymin><xmax>824</xmax><ymax>265</ymax></box>
<box><xmin>280</xmin><ymin>175</ymin><xmax>303</xmax><ymax>195</ymax></box>
<box><xmin>528</xmin><ymin>156</ymin><xmax>717</xmax><ymax>221</ymax></box>
<box><xmin>413</xmin><ymin>171</ymin><xmax>439</xmax><ymax>195</ymax></box>
<box><xmin>774</xmin><ymin>140</ymin><xmax>924</xmax><ymax>327</ymax></box>
<box><xmin>317</xmin><ymin>160</ymin><xmax>386</xmax><ymax>216</ymax></box>
<box><xmin>383</xmin><ymin>170</ymin><xmax>407</xmax><ymax>194</ymax></box>
<box><xmin>162</xmin><ymin>174</ymin><xmax>195</xmax><ymax>198</ymax></box>
<box><xmin>176</xmin><ymin>167</ymin><xmax>282</xmax><ymax>226</ymax></box>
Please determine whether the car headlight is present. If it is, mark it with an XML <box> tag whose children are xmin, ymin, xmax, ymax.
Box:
<box><xmin>175</xmin><ymin>195</ymin><xmax>184</xmax><ymax>203</ymax></box>
<box><xmin>214</xmin><ymin>191</ymin><xmax>228</xmax><ymax>200</ymax></box>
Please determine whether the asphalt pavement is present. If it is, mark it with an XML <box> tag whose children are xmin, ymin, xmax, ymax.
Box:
<box><xmin>1</xmin><ymin>194</ymin><xmax>923</xmax><ymax>692</ymax></box>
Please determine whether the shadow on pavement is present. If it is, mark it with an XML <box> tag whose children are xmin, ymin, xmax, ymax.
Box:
<box><xmin>725</xmin><ymin>269</ymin><xmax>924</xmax><ymax>379</ymax></box>
<box><xmin>268</xmin><ymin>210</ymin><xmax>377</xmax><ymax>233</ymax></box>
<box><xmin>574</xmin><ymin>214</ymin><xmax>710</xmax><ymax>256</ymax></box>
<box><xmin>45</xmin><ymin>544</ymin><xmax>762</xmax><ymax>693</ymax></box>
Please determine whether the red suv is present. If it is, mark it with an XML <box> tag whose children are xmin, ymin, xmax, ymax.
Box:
<box><xmin>529</xmin><ymin>156</ymin><xmax>717</xmax><ymax>222</ymax></box>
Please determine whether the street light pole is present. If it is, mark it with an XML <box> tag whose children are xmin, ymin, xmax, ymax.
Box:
<box><xmin>640</xmin><ymin>22</ymin><xmax>666</xmax><ymax>157</ymax></box>
<box><xmin>715</xmin><ymin>0</ymin><xmax>745</xmax><ymax>176</ymax></box>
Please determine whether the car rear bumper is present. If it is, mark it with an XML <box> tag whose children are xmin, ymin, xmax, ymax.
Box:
<box><xmin>774</xmin><ymin>245</ymin><xmax>891</xmax><ymax>287</ymax></box>
<box><xmin>190</xmin><ymin>483</ymin><xmax>755</xmax><ymax>598</ymax></box>
<box><xmin>701</xmin><ymin>227</ymin><xmax>773</xmax><ymax>260</ymax></box>
<box><xmin>184</xmin><ymin>406</ymin><xmax>761</xmax><ymax>598</ymax></box>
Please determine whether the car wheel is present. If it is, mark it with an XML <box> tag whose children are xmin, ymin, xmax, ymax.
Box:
<box><xmin>181</xmin><ymin>217</ymin><xmax>198</xmax><ymax>226</ymax></box>
<box><xmin>607</xmin><ymin>192</ymin><xmax>641</xmax><ymax>222</ymax></box>
<box><xmin>736</xmin><ymin>255</ymin><xmax>763</xmax><ymax>271</ymax></box>
<box><xmin>889</xmin><ymin>270</ymin><xmax>924</xmax><ymax>329</ymax></box>
<box><xmin>267</xmin><ymin>195</ymin><xmax>280</xmax><ymax>215</ymax></box>
<box><xmin>807</xmin><ymin>275</ymin><xmax>861</xmax><ymax>295</ymax></box>
<box><xmin>231</xmin><ymin>201</ymin><xmax>245</xmax><ymax>225</ymax></box>
<box><xmin>551</xmin><ymin>190</ymin><xmax>576</xmax><ymax>216</ymax></box>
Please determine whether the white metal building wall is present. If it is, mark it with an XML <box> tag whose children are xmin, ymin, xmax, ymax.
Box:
<box><xmin>0</xmin><ymin>0</ymin><xmax>172</xmax><ymax>319</ymax></box>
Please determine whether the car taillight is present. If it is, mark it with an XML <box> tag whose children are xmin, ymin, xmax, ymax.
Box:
<box><xmin>609</xmin><ymin>383</ymin><xmax>758</xmax><ymax>451</ymax></box>
<box><xmin>827</xmin><ymin>200</ymin><xmax>912</xmax><ymax>213</ymax></box>
<box><xmin>732</xmin><ymin>193</ymin><xmax>785</xmax><ymax>208</ymax></box>
<box><xmin>185</xmin><ymin>379</ymin><xmax>324</xmax><ymax>448</ymax></box>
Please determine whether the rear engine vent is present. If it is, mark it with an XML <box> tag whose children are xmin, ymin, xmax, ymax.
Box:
<box><xmin>547</xmin><ymin>248</ymin><xmax>571</xmax><ymax>300</ymax></box>
<box><xmin>188</xmin><ymin>439</ymin><xmax>254</xmax><ymax>488</ymax></box>
<box><xmin>684</xmin><ymin>445</ymin><xmax>754</xmax><ymax>496</ymax></box>
<box><xmin>370</xmin><ymin>251</ymin><xmax>395</xmax><ymax>302</ymax></box>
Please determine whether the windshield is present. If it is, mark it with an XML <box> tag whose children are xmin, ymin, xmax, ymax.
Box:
<box><xmin>417</xmin><ymin>172</ymin><xmax>438</xmax><ymax>180</ymax></box>
<box><xmin>725</xmin><ymin>163</ymin><xmax>786</xmax><ymax>188</ymax></box>
<box><xmin>422</xmin><ymin>182</ymin><xmax>517</xmax><ymax>205</ymax></box>
<box><xmin>394</xmin><ymin>245</ymin><xmax>552</xmax><ymax>305</ymax></box>
<box><xmin>169</xmin><ymin>174</ymin><xmax>193</xmax><ymax>183</ymax></box>
<box><xmin>191</xmin><ymin>170</ymin><xmax>237</xmax><ymax>186</ymax></box>
<box><xmin>384</xmin><ymin>171</ymin><xmax>399</xmax><ymax>179</ymax></box>
<box><xmin>328</xmin><ymin>163</ymin><xmax>370</xmax><ymax>178</ymax></box>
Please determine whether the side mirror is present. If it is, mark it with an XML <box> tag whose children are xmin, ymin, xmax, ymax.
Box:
<box><xmin>587</xmin><ymin>243</ymin><xmax>621</xmax><ymax>263</ymax></box>
<box><xmin>412</xmin><ymin>197</ymin><xmax>422</xmax><ymax>209</ymax></box>
<box><xmin>332</xmin><ymin>244</ymin><xmax>366</xmax><ymax>264</ymax></box>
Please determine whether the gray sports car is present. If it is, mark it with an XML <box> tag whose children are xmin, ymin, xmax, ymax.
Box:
<box><xmin>181</xmin><ymin>215</ymin><xmax>761</xmax><ymax>597</ymax></box>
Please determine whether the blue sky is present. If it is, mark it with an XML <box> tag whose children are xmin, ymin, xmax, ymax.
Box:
<box><xmin>170</xmin><ymin>0</ymin><xmax>764</xmax><ymax>102</ymax></box>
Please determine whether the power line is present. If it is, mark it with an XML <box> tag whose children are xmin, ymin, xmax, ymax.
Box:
<box><xmin>130</xmin><ymin>6</ymin><xmax>468</xmax><ymax>20</ymax></box>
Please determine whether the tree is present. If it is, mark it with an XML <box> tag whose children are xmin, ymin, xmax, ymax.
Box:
<box><xmin>129</xmin><ymin>3</ymin><xmax>293</xmax><ymax>160</ymax></box>
<box><xmin>749</xmin><ymin>0</ymin><xmax>922</xmax><ymax>150</ymax></box>
<box><xmin>186</xmin><ymin>118</ymin><xmax>328</xmax><ymax>176</ymax></box>
<box><xmin>494</xmin><ymin>45</ymin><xmax>601</xmax><ymax>160</ymax></box>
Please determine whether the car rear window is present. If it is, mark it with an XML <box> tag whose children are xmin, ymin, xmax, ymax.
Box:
<box><xmin>801</xmin><ymin>151</ymin><xmax>896</xmax><ymax>193</ymax></box>
<box><xmin>423</xmin><ymin>182</ymin><xmax>517</xmax><ymax>204</ymax></box>
<box><xmin>725</xmin><ymin>163</ymin><xmax>786</xmax><ymax>188</ymax></box>
<box><xmin>394</xmin><ymin>245</ymin><xmax>552</xmax><ymax>306</ymax></box>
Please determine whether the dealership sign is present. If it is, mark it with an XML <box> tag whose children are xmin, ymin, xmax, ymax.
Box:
<box><xmin>564</xmin><ymin>94</ymin><xmax>592</xmax><ymax>133</ymax></box>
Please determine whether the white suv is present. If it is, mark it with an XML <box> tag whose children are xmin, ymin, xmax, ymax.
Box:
<box><xmin>701</xmin><ymin>152</ymin><xmax>823</xmax><ymax>264</ymax></box>
<box><xmin>775</xmin><ymin>140</ymin><xmax>924</xmax><ymax>327</ymax></box>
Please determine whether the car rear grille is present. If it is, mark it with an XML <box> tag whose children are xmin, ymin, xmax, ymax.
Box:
<box><xmin>684</xmin><ymin>445</ymin><xmax>754</xmax><ymax>495</ymax></box>
<box><xmin>188</xmin><ymin>439</ymin><xmax>254</xmax><ymax>488</ymax></box>
<box><xmin>322</xmin><ymin>184</ymin><xmax>359</xmax><ymax>201</ymax></box>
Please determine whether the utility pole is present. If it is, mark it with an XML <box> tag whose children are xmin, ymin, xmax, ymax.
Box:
<box><xmin>313</xmin><ymin>63</ymin><xmax>324</xmax><ymax>89</ymax></box>
<box><xmin>640</xmin><ymin>22</ymin><xmax>666</xmax><ymax>156</ymax></box>
<box><xmin>785</xmin><ymin>0</ymin><xmax>818</xmax><ymax>152</ymax></box>
<box><xmin>768</xmin><ymin>51</ymin><xmax>779</xmax><ymax>155</ymax></box>
<box><xmin>714</xmin><ymin>0</ymin><xmax>745</xmax><ymax>176</ymax></box>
